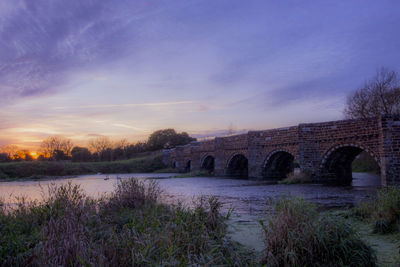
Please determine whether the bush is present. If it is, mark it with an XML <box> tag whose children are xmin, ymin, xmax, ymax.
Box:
<box><xmin>261</xmin><ymin>195</ymin><xmax>376</xmax><ymax>267</ymax></box>
<box><xmin>105</xmin><ymin>179</ymin><xmax>161</xmax><ymax>209</ymax></box>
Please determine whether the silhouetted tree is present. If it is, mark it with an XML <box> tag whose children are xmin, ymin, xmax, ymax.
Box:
<box><xmin>88</xmin><ymin>137</ymin><xmax>113</xmax><ymax>154</ymax></box>
<box><xmin>100</xmin><ymin>148</ymin><xmax>113</xmax><ymax>161</ymax></box>
<box><xmin>71</xmin><ymin>146</ymin><xmax>92</xmax><ymax>162</ymax></box>
<box><xmin>11</xmin><ymin>150</ymin><xmax>32</xmax><ymax>161</ymax></box>
<box><xmin>0</xmin><ymin>145</ymin><xmax>19</xmax><ymax>159</ymax></box>
<box><xmin>24</xmin><ymin>152</ymin><xmax>34</xmax><ymax>161</ymax></box>
<box><xmin>0</xmin><ymin>153</ymin><xmax>11</xmax><ymax>162</ymax></box>
<box><xmin>344</xmin><ymin>68</ymin><xmax>400</xmax><ymax>119</ymax></box>
<box><xmin>112</xmin><ymin>147</ymin><xmax>125</xmax><ymax>161</ymax></box>
<box><xmin>37</xmin><ymin>155</ymin><xmax>47</xmax><ymax>161</ymax></box>
<box><xmin>113</xmin><ymin>138</ymin><xmax>130</xmax><ymax>160</ymax></box>
<box><xmin>53</xmin><ymin>150</ymin><xmax>67</xmax><ymax>161</ymax></box>
<box><xmin>147</xmin><ymin>129</ymin><xmax>196</xmax><ymax>150</ymax></box>
<box><xmin>40</xmin><ymin>136</ymin><xmax>73</xmax><ymax>159</ymax></box>
<box><xmin>91</xmin><ymin>152</ymin><xmax>100</xmax><ymax>162</ymax></box>
<box><xmin>125</xmin><ymin>142</ymin><xmax>148</xmax><ymax>158</ymax></box>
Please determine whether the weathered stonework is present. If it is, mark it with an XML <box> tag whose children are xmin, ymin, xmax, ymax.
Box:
<box><xmin>164</xmin><ymin>115</ymin><xmax>400</xmax><ymax>186</ymax></box>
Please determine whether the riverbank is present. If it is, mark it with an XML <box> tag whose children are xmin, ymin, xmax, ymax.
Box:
<box><xmin>0</xmin><ymin>153</ymin><xmax>166</xmax><ymax>180</ymax></box>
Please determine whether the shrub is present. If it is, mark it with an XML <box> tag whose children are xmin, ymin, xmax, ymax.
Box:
<box><xmin>261</xmin><ymin>195</ymin><xmax>376</xmax><ymax>267</ymax></box>
<box><xmin>105</xmin><ymin>179</ymin><xmax>161</xmax><ymax>209</ymax></box>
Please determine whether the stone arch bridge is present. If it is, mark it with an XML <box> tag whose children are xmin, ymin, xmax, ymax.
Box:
<box><xmin>163</xmin><ymin>115</ymin><xmax>400</xmax><ymax>186</ymax></box>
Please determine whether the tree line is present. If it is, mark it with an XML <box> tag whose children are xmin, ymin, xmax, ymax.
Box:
<box><xmin>0</xmin><ymin>129</ymin><xmax>196</xmax><ymax>163</ymax></box>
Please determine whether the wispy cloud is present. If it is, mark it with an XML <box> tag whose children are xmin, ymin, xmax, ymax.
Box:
<box><xmin>54</xmin><ymin>101</ymin><xmax>195</xmax><ymax>110</ymax></box>
<box><xmin>0</xmin><ymin>0</ymin><xmax>163</xmax><ymax>104</ymax></box>
<box><xmin>111</xmin><ymin>123</ymin><xmax>147</xmax><ymax>131</ymax></box>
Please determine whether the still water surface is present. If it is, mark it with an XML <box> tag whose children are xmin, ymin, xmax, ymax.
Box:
<box><xmin>0</xmin><ymin>172</ymin><xmax>381</xmax><ymax>251</ymax></box>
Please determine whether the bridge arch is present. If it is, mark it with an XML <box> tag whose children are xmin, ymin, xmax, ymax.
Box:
<box><xmin>319</xmin><ymin>143</ymin><xmax>380</xmax><ymax>185</ymax></box>
<box><xmin>201</xmin><ymin>155</ymin><xmax>215</xmax><ymax>173</ymax></box>
<box><xmin>226</xmin><ymin>153</ymin><xmax>248</xmax><ymax>178</ymax></box>
<box><xmin>263</xmin><ymin>149</ymin><xmax>297</xmax><ymax>179</ymax></box>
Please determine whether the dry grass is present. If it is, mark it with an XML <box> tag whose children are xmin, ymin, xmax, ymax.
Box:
<box><xmin>261</xmin><ymin>195</ymin><xmax>377</xmax><ymax>267</ymax></box>
<box><xmin>0</xmin><ymin>179</ymin><xmax>253</xmax><ymax>266</ymax></box>
<box><xmin>352</xmin><ymin>187</ymin><xmax>400</xmax><ymax>234</ymax></box>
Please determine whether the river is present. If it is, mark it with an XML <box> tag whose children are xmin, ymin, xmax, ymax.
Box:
<box><xmin>0</xmin><ymin>172</ymin><xmax>381</xmax><ymax>251</ymax></box>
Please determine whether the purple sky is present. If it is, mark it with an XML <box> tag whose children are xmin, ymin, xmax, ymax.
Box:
<box><xmin>1</xmin><ymin>0</ymin><xmax>399</xmax><ymax>150</ymax></box>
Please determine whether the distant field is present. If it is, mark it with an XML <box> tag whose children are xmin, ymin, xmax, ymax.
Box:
<box><xmin>0</xmin><ymin>152</ymin><xmax>165</xmax><ymax>179</ymax></box>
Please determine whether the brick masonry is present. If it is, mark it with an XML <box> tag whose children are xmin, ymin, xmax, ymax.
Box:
<box><xmin>163</xmin><ymin>115</ymin><xmax>400</xmax><ymax>186</ymax></box>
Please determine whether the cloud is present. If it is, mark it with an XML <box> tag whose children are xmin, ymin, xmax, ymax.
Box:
<box><xmin>86</xmin><ymin>133</ymin><xmax>105</xmax><ymax>138</ymax></box>
<box><xmin>54</xmin><ymin>101</ymin><xmax>195</xmax><ymax>110</ymax></box>
<box><xmin>0</xmin><ymin>0</ymin><xmax>163</xmax><ymax>104</ymax></box>
<box><xmin>111</xmin><ymin>123</ymin><xmax>147</xmax><ymax>132</ymax></box>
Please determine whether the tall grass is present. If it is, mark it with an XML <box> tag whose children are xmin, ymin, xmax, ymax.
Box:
<box><xmin>353</xmin><ymin>187</ymin><xmax>400</xmax><ymax>234</ymax></box>
<box><xmin>261</xmin><ymin>195</ymin><xmax>376</xmax><ymax>267</ymax></box>
<box><xmin>0</xmin><ymin>179</ymin><xmax>252</xmax><ymax>266</ymax></box>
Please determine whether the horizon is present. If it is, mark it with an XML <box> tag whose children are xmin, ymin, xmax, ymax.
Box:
<box><xmin>1</xmin><ymin>0</ymin><xmax>400</xmax><ymax>151</ymax></box>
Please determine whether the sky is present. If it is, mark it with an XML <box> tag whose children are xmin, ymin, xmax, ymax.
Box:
<box><xmin>0</xmin><ymin>0</ymin><xmax>400</xmax><ymax>150</ymax></box>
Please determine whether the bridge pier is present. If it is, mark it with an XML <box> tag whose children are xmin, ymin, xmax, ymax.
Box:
<box><xmin>379</xmin><ymin>115</ymin><xmax>400</xmax><ymax>186</ymax></box>
<box><xmin>212</xmin><ymin>137</ymin><xmax>225</xmax><ymax>176</ymax></box>
<box><xmin>248</xmin><ymin>131</ymin><xmax>266</xmax><ymax>179</ymax></box>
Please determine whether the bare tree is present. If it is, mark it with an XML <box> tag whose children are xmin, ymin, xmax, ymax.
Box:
<box><xmin>114</xmin><ymin>138</ymin><xmax>130</xmax><ymax>149</ymax></box>
<box><xmin>0</xmin><ymin>145</ymin><xmax>19</xmax><ymax>158</ymax></box>
<box><xmin>344</xmin><ymin>68</ymin><xmax>400</xmax><ymax>119</ymax></box>
<box><xmin>88</xmin><ymin>136</ymin><xmax>113</xmax><ymax>154</ymax></box>
<box><xmin>40</xmin><ymin>136</ymin><xmax>74</xmax><ymax>158</ymax></box>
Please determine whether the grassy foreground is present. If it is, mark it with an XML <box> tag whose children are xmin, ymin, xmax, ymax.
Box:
<box><xmin>1</xmin><ymin>178</ymin><xmax>398</xmax><ymax>266</ymax></box>
<box><xmin>0</xmin><ymin>153</ymin><xmax>165</xmax><ymax>179</ymax></box>
<box><xmin>0</xmin><ymin>179</ymin><xmax>253</xmax><ymax>266</ymax></box>
<box><xmin>260</xmin><ymin>196</ymin><xmax>377</xmax><ymax>267</ymax></box>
